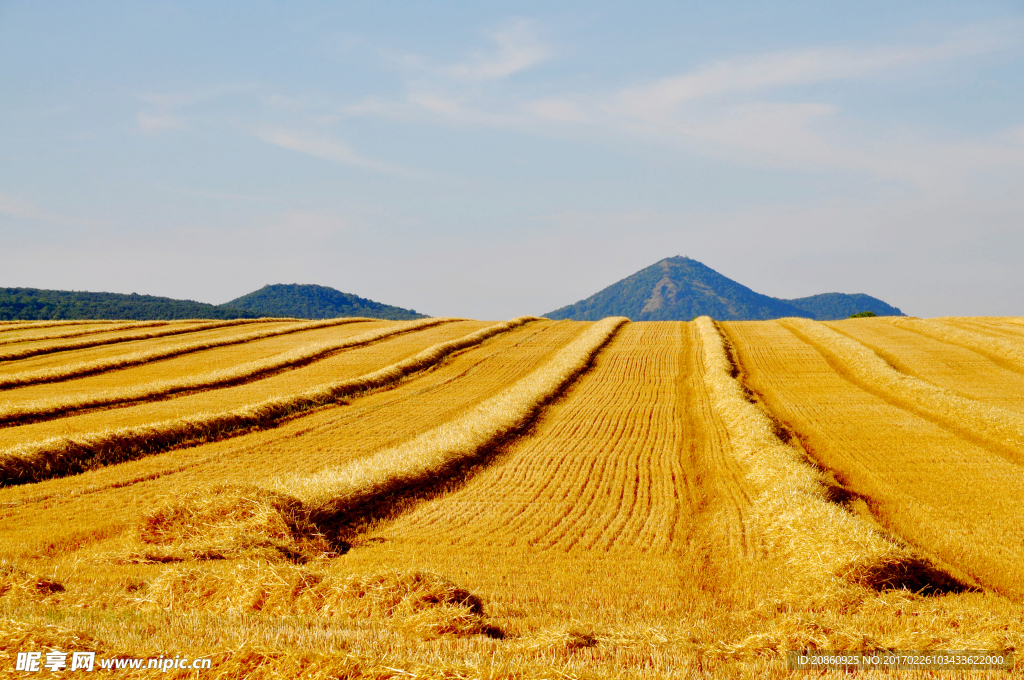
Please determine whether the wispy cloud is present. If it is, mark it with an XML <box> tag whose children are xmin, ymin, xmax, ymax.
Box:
<box><xmin>136</xmin><ymin>111</ymin><xmax>186</xmax><ymax>133</ymax></box>
<box><xmin>135</xmin><ymin>83</ymin><xmax>258</xmax><ymax>133</ymax></box>
<box><xmin>444</xmin><ymin>19</ymin><xmax>551</xmax><ymax>81</ymax></box>
<box><xmin>612</xmin><ymin>32</ymin><xmax>1003</xmax><ymax>122</ymax></box>
<box><xmin>0</xmin><ymin>192</ymin><xmax>107</xmax><ymax>227</ymax></box>
<box><xmin>250</xmin><ymin>127</ymin><xmax>429</xmax><ymax>178</ymax></box>
<box><xmin>522</xmin><ymin>98</ymin><xmax>589</xmax><ymax>123</ymax></box>
<box><xmin>346</xmin><ymin>22</ymin><xmax>1021</xmax><ymax>189</ymax></box>
<box><xmin>158</xmin><ymin>185</ymin><xmax>280</xmax><ymax>203</ymax></box>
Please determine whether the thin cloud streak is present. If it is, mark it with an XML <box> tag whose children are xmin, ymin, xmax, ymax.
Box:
<box><xmin>340</xmin><ymin>22</ymin><xmax>1023</xmax><ymax>190</ymax></box>
<box><xmin>445</xmin><ymin>19</ymin><xmax>551</xmax><ymax>81</ymax></box>
<box><xmin>0</xmin><ymin>192</ymin><xmax>107</xmax><ymax>228</ymax></box>
<box><xmin>249</xmin><ymin>127</ymin><xmax>432</xmax><ymax>179</ymax></box>
<box><xmin>157</xmin><ymin>185</ymin><xmax>282</xmax><ymax>203</ymax></box>
<box><xmin>612</xmin><ymin>30</ymin><xmax>1010</xmax><ymax>121</ymax></box>
<box><xmin>136</xmin><ymin>111</ymin><xmax>186</xmax><ymax>133</ymax></box>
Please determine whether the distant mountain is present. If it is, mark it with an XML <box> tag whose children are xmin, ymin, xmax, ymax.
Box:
<box><xmin>544</xmin><ymin>257</ymin><xmax>904</xmax><ymax>321</ymax></box>
<box><xmin>0</xmin><ymin>288</ymin><xmax>261</xmax><ymax>321</ymax></box>
<box><xmin>0</xmin><ymin>283</ymin><xmax>427</xmax><ymax>321</ymax></box>
<box><xmin>784</xmin><ymin>292</ymin><xmax>904</xmax><ymax>320</ymax></box>
<box><xmin>224</xmin><ymin>284</ymin><xmax>426</xmax><ymax>320</ymax></box>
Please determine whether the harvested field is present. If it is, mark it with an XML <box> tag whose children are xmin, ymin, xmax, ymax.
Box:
<box><xmin>1</xmin><ymin>315</ymin><xmax>1022</xmax><ymax>678</ymax></box>
<box><xmin>724</xmin><ymin>319</ymin><xmax>1024</xmax><ymax>599</ymax></box>
<box><xmin>0</xmin><ymin>318</ymin><xmax>271</xmax><ymax>362</ymax></box>
<box><xmin>0</xmin><ymin>320</ymin><xmax>175</xmax><ymax>346</ymax></box>
<box><xmin>384</xmin><ymin>321</ymin><xmax>699</xmax><ymax>554</ymax></box>
<box><xmin>0</xmin><ymin>319</ymin><xmax>578</xmax><ymax>510</ymax></box>
<box><xmin>0</xmin><ymin>318</ymin><xmax>442</xmax><ymax>425</ymax></box>
<box><xmin>0</xmin><ymin>318</ymin><xmax>365</xmax><ymax>386</ymax></box>
<box><xmin>0</xmin><ymin>319</ymin><xmax>514</xmax><ymax>484</ymax></box>
<box><xmin>829</xmin><ymin>318</ymin><xmax>1024</xmax><ymax>411</ymax></box>
<box><xmin>887</xmin><ymin>317</ymin><xmax>1024</xmax><ymax>376</ymax></box>
<box><xmin>0</xmin><ymin>320</ymin><xmax>127</xmax><ymax>332</ymax></box>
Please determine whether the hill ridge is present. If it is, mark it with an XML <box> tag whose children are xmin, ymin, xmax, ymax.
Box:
<box><xmin>544</xmin><ymin>256</ymin><xmax>903</xmax><ymax>321</ymax></box>
<box><xmin>224</xmin><ymin>284</ymin><xmax>426</xmax><ymax>321</ymax></box>
<box><xmin>0</xmin><ymin>284</ymin><xmax>426</xmax><ymax>321</ymax></box>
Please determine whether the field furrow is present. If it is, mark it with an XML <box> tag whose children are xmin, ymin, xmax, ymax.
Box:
<box><xmin>379</xmin><ymin>322</ymin><xmax>701</xmax><ymax>555</ymax></box>
<box><xmin>0</xmin><ymin>318</ymin><xmax>268</xmax><ymax>362</ymax></box>
<box><xmin>0</xmin><ymin>320</ymin><xmax>124</xmax><ymax>332</ymax></box>
<box><xmin>0</xmin><ymin>318</ymin><xmax>368</xmax><ymax>387</ymax></box>
<box><xmin>698</xmin><ymin>319</ymin><xmax>912</xmax><ymax>592</ymax></box>
<box><xmin>781</xmin><ymin>318</ymin><xmax>1024</xmax><ymax>464</ymax></box>
<box><xmin>0</xmin><ymin>321</ymin><xmax>174</xmax><ymax>346</ymax></box>
<box><xmin>826</xmin><ymin>318</ymin><xmax>1024</xmax><ymax>412</ymax></box>
<box><xmin>681</xmin><ymin>321</ymin><xmax>751</xmax><ymax>556</ymax></box>
<box><xmin>276</xmin><ymin>317</ymin><xmax>626</xmax><ymax>532</ymax></box>
<box><xmin>886</xmin><ymin>317</ymin><xmax>1024</xmax><ymax>376</ymax></box>
<box><xmin>0</xmin><ymin>319</ymin><xmax>507</xmax><ymax>484</ymax></box>
<box><xmin>3</xmin><ymin>316</ymin><xmax>1024</xmax><ymax>679</ymax></box>
<box><xmin>939</xmin><ymin>317</ymin><xmax>1024</xmax><ymax>340</ymax></box>
<box><xmin>0</xmin><ymin>320</ymin><xmax>589</xmax><ymax>552</ymax></box>
<box><xmin>0</xmin><ymin>318</ymin><xmax>447</xmax><ymax>425</ymax></box>
<box><xmin>724</xmin><ymin>320</ymin><xmax>1024</xmax><ymax>599</ymax></box>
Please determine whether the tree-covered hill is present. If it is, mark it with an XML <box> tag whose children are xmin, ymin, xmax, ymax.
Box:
<box><xmin>783</xmin><ymin>293</ymin><xmax>903</xmax><ymax>319</ymax></box>
<box><xmin>224</xmin><ymin>284</ymin><xmax>426</xmax><ymax>320</ymax></box>
<box><xmin>0</xmin><ymin>283</ymin><xmax>427</xmax><ymax>321</ymax></box>
<box><xmin>0</xmin><ymin>288</ymin><xmax>262</xmax><ymax>320</ymax></box>
<box><xmin>544</xmin><ymin>257</ymin><xmax>905</xmax><ymax>321</ymax></box>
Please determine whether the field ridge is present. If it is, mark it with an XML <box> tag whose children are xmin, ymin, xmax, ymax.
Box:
<box><xmin>129</xmin><ymin>317</ymin><xmax>625</xmax><ymax>562</ymax></box>
<box><xmin>0</xmin><ymin>317</ymin><xmax>456</xmax><ymax>427</ymax></box>
<box><xmin>0</xmin><ymin>320</ymin><xmax>127</xmax><ymax>331</ymax></box>
<box><xmin>697</xmin><ymin>317</ymin><xmax>920</xmax><ymax>591</ymax></box>
<box><xmin>782</xmin><ymin>318</ymin><xmax>1024</xmax><ymax>464</ymax></box>
<box><xmin>0</xmin><ymin>318</ymin><xmax>270</xmax><ymax>362</ymax></box>
<box><xmin>287</xmin><ymin>317</ymin><xmax>627</xmax><ymax>526</ymax></box>
<box><xmin>0</xmin><ymin>317</ymin><xmax>377</xmax><ymax>390</ymax></box>
<box><xmin>887</xmin><ymin>317</ymin><xmax>1024</xmax><ymax>376</ymax></box>
<box><xmin>0</xmin><ymin>321</ymin><xmax>178</xmax><ymax>347</ymax></box>
<box><xmin>0</xmin><ymin>317</ymin><xmax>537</xmax><ymax>486</ymax></box>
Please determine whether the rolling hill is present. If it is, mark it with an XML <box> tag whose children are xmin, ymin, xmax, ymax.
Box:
<box><xmin>0</xmin><ymin>288</ymin><xmax>260</xmax><ymax>321</ymax></box>
<box><xmin>0</xmin><ymin>284</ymin><xmax>426</xmax><ymax>321</ymax></box>
<box><xmin>544</xmin><ymin>256</ymin><xmax>904</xmax><ymax>321</ymax></box>
<box><xmin>224</xmin><ymin>284</ymin><xmax>426</xmax><ymax>320</ymax></box>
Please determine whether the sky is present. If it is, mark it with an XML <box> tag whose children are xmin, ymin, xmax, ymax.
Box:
<box><xmin>2</xmin><ymin>1</ymin><xmax>1023</xmax><ymax>319</ymax></box>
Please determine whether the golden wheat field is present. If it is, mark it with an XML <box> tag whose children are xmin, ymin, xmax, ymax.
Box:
<box><xmin>1</xmin><ymin>315</ymin><xmax>1022</xmax><ymax>678</ymax></box>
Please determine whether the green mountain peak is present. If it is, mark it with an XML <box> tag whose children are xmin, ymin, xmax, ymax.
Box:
<box><xmin>544</xmin><ymin>257</ymin><xmax>904</xmax><ymax>321</ymax></box>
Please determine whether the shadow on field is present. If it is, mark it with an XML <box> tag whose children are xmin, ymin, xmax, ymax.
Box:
<box><xmin>859</xmin><ymin>557</ymin><xmax>978</xmax><ymax>595</ymax></box>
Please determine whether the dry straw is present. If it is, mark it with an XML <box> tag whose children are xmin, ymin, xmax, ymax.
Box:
<box><xmin>0</xmin><ymin>317</ymin><xmax>537</xmax><ymax>486</ymax></box>
<box><xmin>0</xmin><ymin>562</ymin><xmax>65</xmax><ymax>602</ymax></box>
<box><xmin>694</xmin><ymin>317</ymin><xmax>908</xmax><ymax>591</ymax></box>
<box><xmin>129</xmin><ymin>317</ymin><xmax>622</xmax><ymax>562</ymax></box>
<box><xmin>0</xmin><ymin>317</ymin><xmax>455</xmax><ymax>426</ymax></box>
<box><xmin>0</xmin><ymin>318</ymin><xmax>270</xmax><ymax>362</ymax></box>
<box><xmin>0</xmin><ymin>619</ymin><xmax>106</xmax><ymax>669</ymax></box>
<box><xmin>129</xmin><ymin>485</ymin><xmax>333</xmax><ymax>563</ymax></box>
<box><xmin>785</xmin><ymin>318</ymin><xmax>1024</xmax><ymax>463</ymax></box>
<box><xmin>888</xmin><ymin>317</ymin><xmax>1024</xmax><ymax>373</ymax></box>
<box><xmin>283</xmin><ymin>317</ymin><xmax>627</xmax><ymax>521</ymax></box>
<box><xmin>0</xmin><ymin>317</ymin><xmax>375</xmax><ymax>390</ymax></box>
<box><xmin>145</xmin><ymin>562</ymin><xmax>494</xmax><ymax>638</ymax></box>
<box><xmin>0</xmin><ymin>616</ymin><xmax>490</xmax><ymax>679</ymax></box>
<box><xmin>0</xmin><ymin>320</ymin><xmax>124</xmax><ymax>331</ymax></box>
<box><xmin>0</xmin><ymin>320</ymin><xmax>176</xmax><ymax>347</ymax></box>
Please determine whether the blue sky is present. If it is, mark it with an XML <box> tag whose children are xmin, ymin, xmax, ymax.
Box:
<box><xmin>2</xmin><ymin>1</ymin><xmax>1023</xmax><ymax>318</ymax></box>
